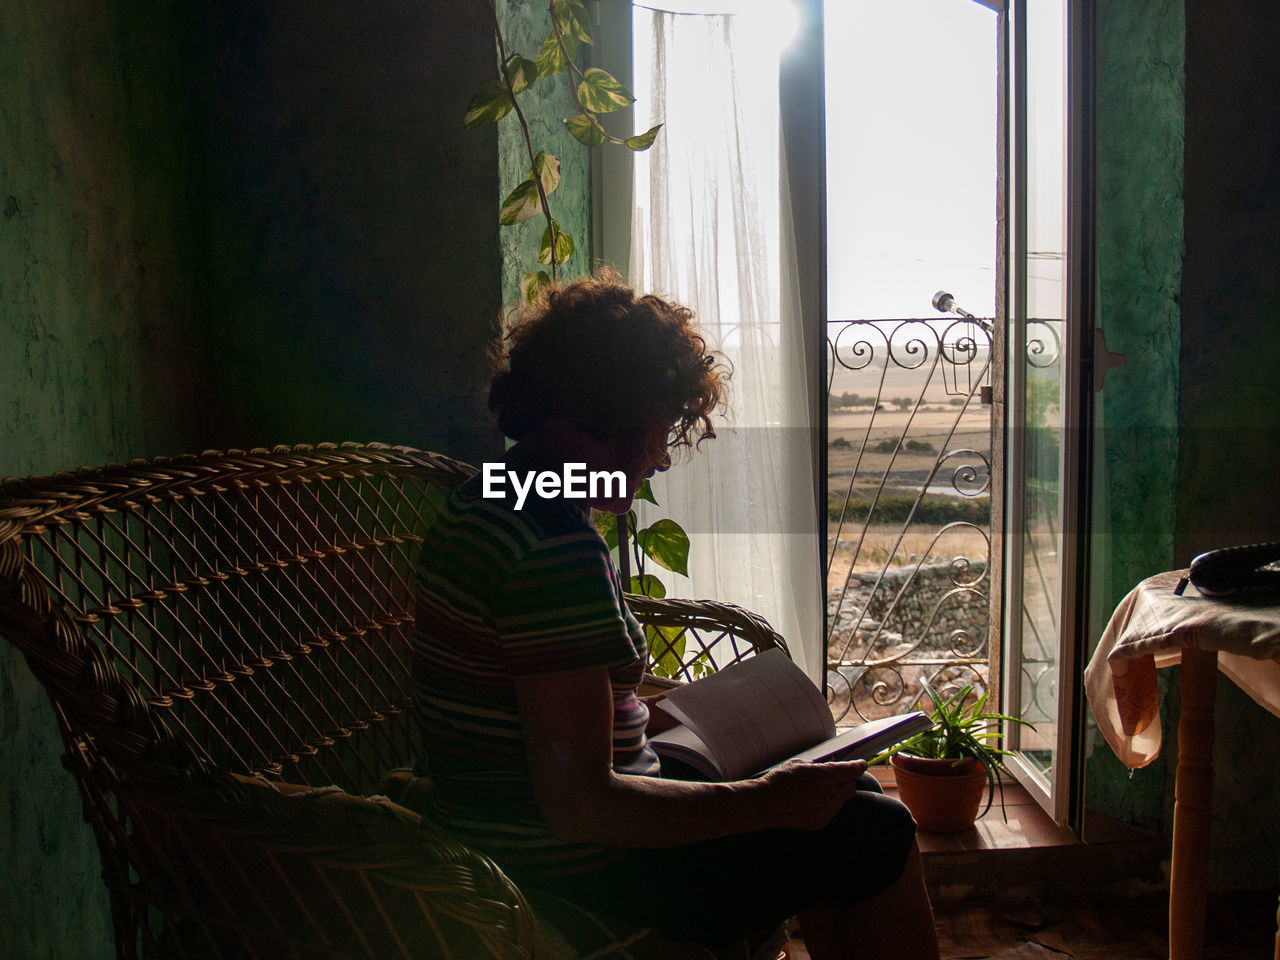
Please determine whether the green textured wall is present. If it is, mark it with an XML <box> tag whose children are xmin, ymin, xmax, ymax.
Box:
<box><xmin>1176</xmin><ymin>0</ymin><xmax>1280</xmax><ymax>890</ymax></box>
<box><xmin>1</xmin><ymin>1</ymin><xmax>208</xmax><ymax>955</ymax></box>
<box><xmin>1085</xmin><ymin>0</ymin><xmax>1184</xmax><ymax>827</ymax></box>
<box><xmin>496</xmin><ymin>0</ymin><xmax>593</xmax><ymax>305</ymax></box>
<box><xmin>1090</xmin><ymin>0</ymin><xmax>1280</xmax><ymax>890</ymax></box>
<box><xmin>1178</xmin><ymin>3</ymin><xmax>1280</xmax><ymax>554</ymax></box>
<box><xmin>2</xmin><ymin>3</ymin><xmax>511</xmax><ymax>955</ymax></box>
<box><xmin>190</xmin><ymin>1</ymin><xmax>504</xmax><ymax>464</ymax></box>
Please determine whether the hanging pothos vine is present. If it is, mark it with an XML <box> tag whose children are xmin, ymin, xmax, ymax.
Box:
<box><xmin>464</xmin><ymin>0</ymin><xmax>705</xmax><ymax>678</ymax></box>
<box><xmin>465</xmin><ymin>0</ymin><xmax>661</xmax><ymax>303</ymax></box>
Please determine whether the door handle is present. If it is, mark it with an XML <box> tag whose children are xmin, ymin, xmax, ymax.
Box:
<box><xmin>1093</xmin><ymin>328</ymin><xmax>1127</xmax><ymax>393</ymax></box>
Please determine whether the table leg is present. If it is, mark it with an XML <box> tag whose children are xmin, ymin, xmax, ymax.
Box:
<box><xmin>1169</xmin><ymin>646</ymin><xmax>1217</xmax><ymax>960</ymax></box>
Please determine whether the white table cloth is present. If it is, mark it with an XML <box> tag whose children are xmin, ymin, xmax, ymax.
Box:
<box><xmin>1085</xmin><ymin>569</ymin><xmax>1280</xmax><ymax>768</ymax></box>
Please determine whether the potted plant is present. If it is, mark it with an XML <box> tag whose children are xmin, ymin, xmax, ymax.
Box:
<box><xmin>877</xmin><ymin>681</ymin><xmax>1035</xmax><ymax>832</ymax></box>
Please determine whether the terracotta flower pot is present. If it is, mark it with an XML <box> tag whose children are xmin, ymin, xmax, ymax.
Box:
<box><xmin>890</xmin><ymin>753</ymin><xmax>989</xmax><ymax>832</ymax></box>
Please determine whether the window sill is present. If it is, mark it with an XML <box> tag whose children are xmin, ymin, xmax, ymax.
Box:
<box><xmin>870</xmin><ymin>765</ymin><xmax>1075</xmax><ymax>852</ymax></box>
<box><xmin>868</xmin><ymin>766</ymin><xmax>1166</xmax><ymax>901</ymax></box>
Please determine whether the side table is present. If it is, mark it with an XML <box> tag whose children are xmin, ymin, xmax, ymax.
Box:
<box><xmin>1084</xmin><ymin>570</ymin><xmax>1280</xmax><ymax>960</ymax></box>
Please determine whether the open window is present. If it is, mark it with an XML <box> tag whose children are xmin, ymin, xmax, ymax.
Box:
<box><xmin>593</xmin><ymin>0</ymin><xmax>1096</xmax><ymax>828</ymax></box>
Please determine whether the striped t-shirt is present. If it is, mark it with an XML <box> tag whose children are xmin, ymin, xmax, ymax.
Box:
<box><xmin>411</xmin><ymin>473</ymin><xmax>661</xmax><ymax>877</ymax></box>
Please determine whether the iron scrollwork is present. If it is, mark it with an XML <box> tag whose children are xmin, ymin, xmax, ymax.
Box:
<box><xmin>825</xmin><ymin>316</ymin><xmax>994</xmax><ymax>724</ymax></box>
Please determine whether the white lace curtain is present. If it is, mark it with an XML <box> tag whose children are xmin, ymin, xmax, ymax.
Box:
<box><xmin>628</xmin><ymin>5</ymin><xmax>823</xmax><ymax>678</ymax></box>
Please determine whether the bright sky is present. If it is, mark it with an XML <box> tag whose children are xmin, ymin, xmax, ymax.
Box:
<box><xmin>631</xmin><ymin>0</ymin><xmax>1004</xmax><ymax>324</ymax></box>
<box><xmin>824</xmin><ymin>0</ymin><xmax>998</xmax><ymax>322</ymax></box>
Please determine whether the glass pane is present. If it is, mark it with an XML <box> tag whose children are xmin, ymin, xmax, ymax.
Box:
<box><xmin>1012</xmin><ymin>0</ymin><xmax>1067</xmax><ymax>780</ymax></box>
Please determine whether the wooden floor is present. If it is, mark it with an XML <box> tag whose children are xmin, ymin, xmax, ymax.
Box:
<box><xmin>787</xmin><ymin>891</ymin><xmax>1278</xmax><ymax>959</ymax></box>
<box><xmin>783</xmin><ymin>769</ymin><xmax>1278</xmax><ymax>959</ymax></box>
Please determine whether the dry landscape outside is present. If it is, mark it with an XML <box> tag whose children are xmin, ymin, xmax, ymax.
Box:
<box><xmin>825</xmin><ymin>393</ymin><xmax>995</xmax><ymax>724</ymax></box>
<box><xmin>826</xmin><ymin>403</ymin><xmax>991</xmax><ymax>584</ymax></box>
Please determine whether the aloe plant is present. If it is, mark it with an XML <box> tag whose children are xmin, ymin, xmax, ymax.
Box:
<box><xmin>878</xmin><ymin>680</ymin><xmax>1035</xmax><ymax>821</ymax></box>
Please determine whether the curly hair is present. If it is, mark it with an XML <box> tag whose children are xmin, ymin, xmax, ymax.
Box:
<box><xmin>488</xmin><ymin>273</ymin><xmax>728</xmax><ymax>456</ymax></box>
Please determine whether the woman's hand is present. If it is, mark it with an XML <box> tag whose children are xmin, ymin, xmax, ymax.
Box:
<box><xmin>757</xmin><ymin>759</ymin><xmax>867</xmax><ymax>831</ymax></box>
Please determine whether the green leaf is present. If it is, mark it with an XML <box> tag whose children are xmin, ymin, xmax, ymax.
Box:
<box><xmin>636</xmin><ymin>519</ymin><xmax>690</xmax><ymax>576</ymax></box>
<box><xmin>553</xmin><ymin>0</ymin><xmax>592</xmax><ymax>44</ymax></box>
<box><xmin>978</xmin><ymin>712</ymin><xmax>1034</xmax><ymax>726</ymax></box>
<box><xmin>532</xmin><ymin>152</ymin><xmax>561</xmax><ymax>196</ymax></box>
<box><xmin>536</xmin><ymin>30</ymin><xmax>576</xmax><ymax>77</ymax></box>
<box><xmin>628</xmin><ymin>574</ymin><xmax>666</xmax><ymax>599</ymax></box>
<box><xmin>564</xmin><ymin>113</ymin><xmax>605</xmax><ymax>146</ymax></box>
<box><xmin>520</xmin><ymin>270</ymin><xmax>552</xmax><ymax>303</ymax></box>
<box><xmin>688</xmin><ymin>650</ymin><xmax>715</xmax><ymax>679</ymax></box>
<box><xmin>624</xmin><ymin>123</ymin><xmax>663</xmax><ymax>151</ymax></box>
<box><xmin>592</xmin><ymin>508</ymin><xmax>618</xmax><ymax>548</ymax></box>
<box><xmin>499</xmin><ymin>178</ymin><xmax>542</xmax><ymax>225</ymax></box>
<box><xmin>504</xmin><ymin>55</ymin><xmax>538</xmax><ymax>95</ymax></box>
<box><xmin>645</xmin><ymin>623</ymin><xmax>686</xmax><ymax>679</ymax></box>
<box><xmin>634</xmin><ymin>478</ymin><xmax>657</xmax><ymax>505</ymax></box>
<box><xmin>463</xmin><ymin>78</ymin><xmax>514</xmax><ymax>127</ymax></box>
<box><xmin>538</xmin><ymin>221</ymin><xmax>575</xmax><ymax>265</ymax></box>
<box><xmin>577</xmin><ymin>67</ymin><xmax>634</xmax><ymax>114</ymax></box>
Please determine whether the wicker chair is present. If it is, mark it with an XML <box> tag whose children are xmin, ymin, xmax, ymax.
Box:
<box><xmin>0</xmin><ymin>443</ymin><xmax>790</xmax><ymax>960</ymax></box>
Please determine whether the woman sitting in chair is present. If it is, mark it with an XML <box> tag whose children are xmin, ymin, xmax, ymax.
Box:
<box><xmin>411</xmin><ymin>273</ymin><xmax>941</xmax><ymax>959</ymax></box>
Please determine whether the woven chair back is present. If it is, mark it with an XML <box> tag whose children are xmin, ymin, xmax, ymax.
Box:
<box><xmin>0</xmin><ymin>443</ymin><xmax>475</xmax><ymax>796</ymax></box>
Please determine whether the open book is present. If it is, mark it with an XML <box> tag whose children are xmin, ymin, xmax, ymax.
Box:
<box><xmin>647</xmin><ymin>648</ymin><xmax>930</xmax><ymax>782</ymax></box>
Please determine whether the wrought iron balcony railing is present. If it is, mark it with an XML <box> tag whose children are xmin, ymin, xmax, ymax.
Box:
<box><xmin>825</xmin><ymin>315</ymin><xmax>994</xmax><ymax>724</ymax></box>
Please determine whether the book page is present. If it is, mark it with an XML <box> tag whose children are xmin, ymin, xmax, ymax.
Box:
<box><xmin>657</xmin><ymin>649</ymin><xmax>837</xmax><ymax>780</ymax></box>
<box><xmin>779</xmin><ymin>712</ymin><xmax>932</xmax><ymax>767</ymax></box>
<box><xmin>645</xmin><ymin>722</ymin><xmax>721</xmax><ymax>780</ymax></box>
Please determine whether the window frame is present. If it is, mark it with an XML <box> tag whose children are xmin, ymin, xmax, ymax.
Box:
<box><xmin>998</xmin><ymin>0</ymin><xmax>1096</xmax><ymax>828</ymax></box>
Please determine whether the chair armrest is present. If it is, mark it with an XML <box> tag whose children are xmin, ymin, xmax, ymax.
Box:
<box><xmin>624</xmin><ymin>594</ymin><xmax>789</xmax><ymax>683</ymax></box>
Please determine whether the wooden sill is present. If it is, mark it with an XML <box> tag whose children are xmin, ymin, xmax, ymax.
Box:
<box><xmin>869</xmin><ymin>765</ymin><xmax>1076</xmax><ymax>852</ymax></box>
<box><xmin>868</xmin><ymin>766</ymin><xmax>1166</xmax><ymax>901</ymax></box>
